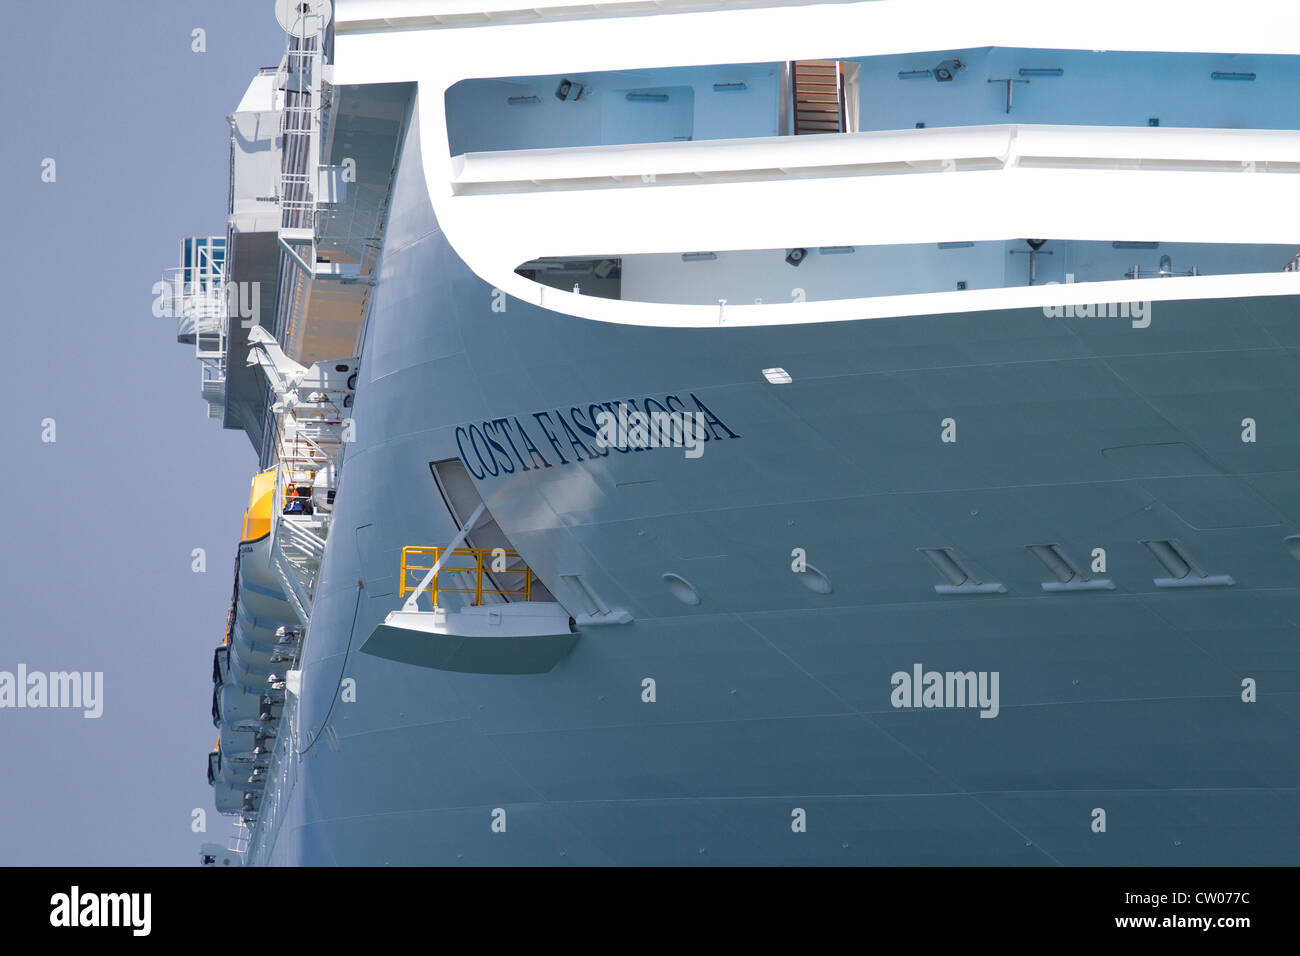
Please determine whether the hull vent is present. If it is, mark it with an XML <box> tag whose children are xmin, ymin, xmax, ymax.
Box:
<box><xmin>1026</xmin><ymin>544</ymin><xmax>1114</xmax><ymax>592</ymax></box>
<box><xmin>1142</xmin><ymin>539</ymin><xmax>1235</xmax><ymax>588</ymax></box>
<box><xmin>919</xmin><ymin>548</ymin><xmax>1006</xmax><ymax>595</ymax></box>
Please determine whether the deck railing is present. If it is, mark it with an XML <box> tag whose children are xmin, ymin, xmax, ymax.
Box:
<box><xmin>399</xmin><ymin>545</ymin><xmax>532</xmax><ymax>607</ymax></box>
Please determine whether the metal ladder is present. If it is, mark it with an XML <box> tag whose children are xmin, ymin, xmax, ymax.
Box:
<box><xmin>275</xmin><ymin>24</ymin><xmax>322</xmax><ymax>232</ymax></box>
<box><xmin>272</xmin><ymin>14</ymin><xmax>362</xmax><ymax>285</ymax></box>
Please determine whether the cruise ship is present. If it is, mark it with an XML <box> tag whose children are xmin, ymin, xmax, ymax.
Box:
<box><xmin>170</xmin><ymin>0</ymin><xmax>1300</xmax><ymax>866</ymax></box>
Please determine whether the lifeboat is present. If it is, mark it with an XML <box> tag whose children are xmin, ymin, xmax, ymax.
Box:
<box><xmin>208</xmin><ymin>469</ymin><xmax>300</xmax><ymax>811</ymax></box>
<box><xmin>236</xmin><ymin>469</ymin><xmax>296</xmax><ymax>621</ymax></box>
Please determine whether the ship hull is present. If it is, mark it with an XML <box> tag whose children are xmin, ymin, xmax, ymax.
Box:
<box><xmin>256</xmin><ymin>108</ymin><xmax>1300</xmax><ymax>866</ymax></box>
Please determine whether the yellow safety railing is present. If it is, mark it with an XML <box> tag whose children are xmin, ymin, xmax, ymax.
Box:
<box><xmin>399</xmin><ymin>545</ymin><xmax>532</xmax><ymax>608</ymax></box>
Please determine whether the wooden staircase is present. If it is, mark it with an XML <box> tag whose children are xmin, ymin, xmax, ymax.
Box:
<box><xmin>791</xmin><ymin>60</ymin><xmax>844</xmax><ymax>134</ymax></box>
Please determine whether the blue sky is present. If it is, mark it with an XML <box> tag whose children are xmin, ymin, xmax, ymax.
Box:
<box><xmin>0</xmin><ymin>2</ymin><xmax>284</xmax><ymax>864</ymax></box>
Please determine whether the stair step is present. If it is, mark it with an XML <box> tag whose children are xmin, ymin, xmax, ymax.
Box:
<box><xmin>791</xmin><ymin>58</ymin><xmax>844</xmax><ymax>134</ymax></box>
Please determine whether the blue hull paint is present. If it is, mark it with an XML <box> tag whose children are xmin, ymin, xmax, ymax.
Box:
<box><xmin>258</xmin><ymin>104</ymin><xmax>1300</xmax><ymax>866</ymax></box>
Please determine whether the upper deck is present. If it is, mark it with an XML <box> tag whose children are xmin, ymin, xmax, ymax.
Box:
<box><xmin>327</xmin><ymin>0</ymin><xmax>1300</xmax><ymax>326</ymax></box>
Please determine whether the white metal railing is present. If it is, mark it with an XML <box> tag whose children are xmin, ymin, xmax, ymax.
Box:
<box><xmin>291</xmin><ymin>421</ymin><xmax>345</xmax><ymax>447</ymax></box>
<box><xmin>270</xmin><ymin>464</ymin><xmax>329</xmax><ymax>627</ymax></box>
<box><xmin>336</xmin><ymin>0</ymin><xmax>855</xmax><ymax>28</ymax></box>
<box><xmin>200</xmin><ymin>360</ymin><xmax>226</xmax><ymax>404</ymax></box>
<box><xmin>451</xmin><ymin>123</ymin><xmax>1300</xmax><ymax>190</ymax></box>
<box><xmin>161</xmin><ymin>262</ymin><xmax>229</xmax><ymax>410</ymax></box>
<box><xmin>245</xmin><ymin>686</ymin><xmax>299</xmax><ymax>866</ymax></box>
<box><xmin>275</xmin><ymin>28</ymin><xmax>324</xmax><ymax>231</ymax></box>
<box><xmin>161</xmin><ymin>267</ymin><xmax>227</xmax><ymax>340</ymax></box>
<box><xmin>246</xmin><ymin>325</ymin><xmax>354</xmax><ymax>630</ymax></box>
<box><xmin>277</xmin><ymin>416</ymin><xmax>344</xmax><ymax>472</ymax></box>
<box><xmin>228</xmin><ymin>817</ymin><xmax>252</xmax><ymax>857</ymax></box>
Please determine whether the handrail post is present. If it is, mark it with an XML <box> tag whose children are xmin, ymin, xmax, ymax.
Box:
<box><xmin>475</xmin><ymin>551</ymin><xmax>484</xmax><ymax>606</ymax></box>
<box><xmin>432</xmin><ymin>548</ymin><xmax>441</xmax><ymax>608</ymax></box>
<box><xmin>837</xmin><ymin>61</ymin><xmax>846</xmax><ymax>133</ymax></box>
